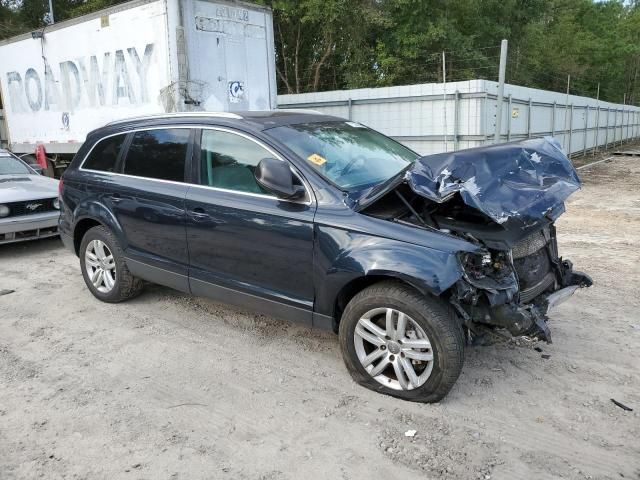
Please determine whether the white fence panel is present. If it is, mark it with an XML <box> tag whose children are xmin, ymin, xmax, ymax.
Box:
<box><xmin>279</xmin><ymin>80</ymin><xmax>640</xmax><ymax>156</ymax></box>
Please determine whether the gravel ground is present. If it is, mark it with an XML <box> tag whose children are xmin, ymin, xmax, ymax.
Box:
<box><xmin>1</xmin><ymin>156</ymin><xmax>639</xmax><ymax>480</ymax></box>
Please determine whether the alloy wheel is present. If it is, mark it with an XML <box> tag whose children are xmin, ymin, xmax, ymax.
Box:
<box><xmin>354</xmin><ymin>307</ymin><xmax>434</xmax><ymax>391</ymax></box>
<box><xmin>84</xmin><ymin>239</ymin><xmax>117</xmax><ymax>294</ymax></box>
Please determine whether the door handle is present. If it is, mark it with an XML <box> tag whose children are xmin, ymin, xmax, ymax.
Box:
<box><xmin>189</xmin><ymin>207</ymin><xmax>209</xmax><ymax>219</ymax></box>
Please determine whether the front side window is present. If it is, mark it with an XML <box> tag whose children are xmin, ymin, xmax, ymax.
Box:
<box><xmin>199</xmin><ymin>129</ymin><xmax>272</xmax><ymax>195</ymax></box>
<box><xmin>265</xmin><ymin>121</ymin><xmax>418</xmax><ymax>190</ymax></box>
<box><xmin>0</xmin><ymin>153</ymin><xmax>32</xmax><ymax>175</ymax></box>
<box><xmin>83</xmin><ymin>134</ymin><xmax>126</xmax><ymax>172</ymax></box>
<box><xmin>123</xmin><ymin>129</ymin><xmax>190</xmax><ymax>182</ymax></box>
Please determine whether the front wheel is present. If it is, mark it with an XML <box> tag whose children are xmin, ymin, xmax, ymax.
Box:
<box><xmin>339</xmin><ymin>281</ymin><xmax>465</xmax><ymax>403</ymax></box>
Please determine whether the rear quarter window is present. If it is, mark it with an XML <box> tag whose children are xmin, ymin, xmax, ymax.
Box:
<box><xmin>123</xmin><ymin>129</ymin><xmax>191</xmax><ymax>182</ymax></box>
<box><xmin>83</xmin><ymin>134</ymin><xmax>127</xmax><ymax>172</ymax></box>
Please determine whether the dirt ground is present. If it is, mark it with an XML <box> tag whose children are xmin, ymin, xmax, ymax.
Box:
<box><xmin>1</xmin><ymin>156</ymin><xmax>639</xmax><ymax>480</ymax></box>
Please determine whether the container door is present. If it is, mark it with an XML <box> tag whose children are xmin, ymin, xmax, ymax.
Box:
<box><xmin>185</xmin><ymin>1</ymin><xmax>272</xmax><ymax>111</ymax></box>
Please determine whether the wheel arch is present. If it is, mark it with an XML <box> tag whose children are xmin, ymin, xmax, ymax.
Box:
<box><xmin>332</xmin><ymin>274</ymin><xmax>434</xmax><ymax>330</ymax></box>
<box><xmin>72</xmin><ymin>201</ymin><xmax>126</xmax><ymax>255</ymax></box>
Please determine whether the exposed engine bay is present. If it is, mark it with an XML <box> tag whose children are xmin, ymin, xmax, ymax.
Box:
<box><xmin>357</xmin><ymin>137</ymin><xmax>593</xmax><ymax>343</ymax></box>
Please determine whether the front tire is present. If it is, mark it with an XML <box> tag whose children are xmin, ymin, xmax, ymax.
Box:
<box><xmin>338</xmin><ymin>281</ymin><xmax>465</xmax><ymax>403</ymax></box>
<box><xmin>79</xmin><ymin>225</ymin><xmax>143</xmax><ymax>303</ymax></box>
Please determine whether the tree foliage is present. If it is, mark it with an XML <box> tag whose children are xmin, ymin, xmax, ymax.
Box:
<box><xmin>0</xmin><ymin>0</ymin><xmax>638</xmax><ymax>104</ymax></box>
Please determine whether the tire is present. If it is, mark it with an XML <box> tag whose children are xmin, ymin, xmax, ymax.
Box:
<box><xmin>338</xmin><ymin>281</ymin><xmax>465</xmax><ymax>403</ymax></box>
<box><xmin>44</xmin><ymin>159</ymin><xmax>55</xmax><ymax>178</ymax></box>
<box><xmin>79</xmin><ymin>225</ymin><xmax>144</xmax><ymax>303</ymax></box>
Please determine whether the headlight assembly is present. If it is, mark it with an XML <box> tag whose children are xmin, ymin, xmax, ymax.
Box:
<box><xmin>53</xmin><ymin>198</ymin><xmax>60</xmax><ymax>209</ymax></box>
<box><xmin>0</xmin><ymin>204</ymin><xmax>9</xmax><ymax>218</ymax></box>
<box><xmin>459</xmin><ymin>250</ymin><xmax>513</xmax><ymax>281</ymax></box>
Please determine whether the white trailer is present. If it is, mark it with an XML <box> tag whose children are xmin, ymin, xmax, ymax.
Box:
<box><xmin>0</xmin><ymin>0</ymin><xmax>276</xmax><ymax>173</ymax></box>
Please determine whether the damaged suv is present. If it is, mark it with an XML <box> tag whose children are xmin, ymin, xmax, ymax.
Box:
<box><xmin>59</xmin><ymin>111</ymin><xmax>591</xmax><ymax>402</ymax></box>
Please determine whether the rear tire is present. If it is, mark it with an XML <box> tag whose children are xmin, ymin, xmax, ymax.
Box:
<box><xmin>338</xmin><ymin>281</ymin><xmax>465</xmax><ymax>403</ymax></box>
<box><xmin>79</xmin><ymin>226</ymin><xmax>143</xmax><ymax>303</ymax></box>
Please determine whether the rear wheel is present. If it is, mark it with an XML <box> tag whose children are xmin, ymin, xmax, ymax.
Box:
<box><xmin>79</xmin><ymin>226</ymin><xmax>143</xmax><ymax>303</ymax></box>
<box><xmin>339</xmin><ymin>281</ymin><xmax>465</xmax><ymax>403</ymax></box>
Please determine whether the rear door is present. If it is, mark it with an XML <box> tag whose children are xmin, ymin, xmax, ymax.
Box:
<box><xmin>185</xmin><ymin>127</ymin><xmax>316</xmax><ymax>323</ymax></box>
<box><xmin>110</xmin><ymin>127</ymin><xmax>193</xmax><ymax>291</ymax></box>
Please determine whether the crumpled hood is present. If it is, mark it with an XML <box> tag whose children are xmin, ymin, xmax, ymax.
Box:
<box><xmin>0</xmin><ymin>174</ymin><xmax>59</xmax><ymax>203</ymax></box>
<box><xmin>406</xmin><ymin>137</ymin><xmax>580</xmax><ymax>228</ymax></box>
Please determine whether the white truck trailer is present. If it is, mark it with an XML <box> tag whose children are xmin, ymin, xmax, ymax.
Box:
<box><xmin>0</xmin><ymin>0</ymin><xmax>277</xmax><ymax>175</ymax></box>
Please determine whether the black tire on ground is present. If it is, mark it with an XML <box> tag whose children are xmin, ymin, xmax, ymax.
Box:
<box><xmin>338</xmin><ymin>281</ymin><xmax>465</xmax><ymax>403</ymax></box>
<box><xmin>79</xmin><ymin>225</ymin><xmax>144</xmax><ymax>303</ymax></box>
<box><xmin>44</xmin><ymin>159</ymin><xmax>55</xmax><ymax>178</ymax></box>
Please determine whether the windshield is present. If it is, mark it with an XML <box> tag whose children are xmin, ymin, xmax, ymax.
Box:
<box><xmin>0</xmin><ymin>154</ymin><xmax>32</xmax><ymax>175</ymax></box>
<box><xmin>265</xmin><ymin>121</ymin><xmax>418</xmax><ymax>190</ymax></box>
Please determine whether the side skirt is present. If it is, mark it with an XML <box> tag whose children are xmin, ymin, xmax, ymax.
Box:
<box><xmin>124</xmin><ymin>258</ymin><xmax>335</xmax><ymax>331</ymax></box>
<box><xmin>125</xmin><ymin>257</ymin><xmax>190</xmax><ymax>293</ymax></box>
<box><xmin>190</xmin><ymin>278</ymin><xmax>314</xmax><ymax>327</ymax></box>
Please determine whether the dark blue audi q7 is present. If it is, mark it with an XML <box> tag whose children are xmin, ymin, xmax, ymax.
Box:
<box><xmin>59</xmin><ymin>111</ymin><xmax>591</xmax><ymax>402</ymax></box>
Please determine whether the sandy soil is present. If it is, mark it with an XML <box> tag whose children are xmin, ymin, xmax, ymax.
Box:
<box><xmin>1</xmin><ymin>157</ymin><xmax>639</xmax><ymax>480</ymax></box>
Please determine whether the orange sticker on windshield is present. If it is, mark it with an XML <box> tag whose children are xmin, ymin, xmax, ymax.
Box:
<box><xmin>307</xmin><ymin>153</ymin><xmax>327</xmax><ymax>166</ymax></box>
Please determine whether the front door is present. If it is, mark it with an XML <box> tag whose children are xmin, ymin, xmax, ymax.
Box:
<box><xmin>185</xmin><ymin>128</ymin><xmax>315</xmax><ymax>324</ymax></box>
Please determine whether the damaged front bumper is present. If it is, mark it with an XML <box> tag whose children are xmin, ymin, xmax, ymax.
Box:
<box><xmin>450</xmin><ymin>230</ymin><xmax>592</xmax><ymax>344</ymax></box>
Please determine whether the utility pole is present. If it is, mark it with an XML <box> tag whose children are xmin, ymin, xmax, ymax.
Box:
<box><xmin>594</xmin><ymin>83</ymin><xmax>600</xmax><ymax>156</ymax></box>
<box><xmin>564</xmin><ymin>74</ymin><xmax>570</xmax><ymax>148</ymax></box>
<box><xmin>47</xmin><ymin>0</ymin><xmax>55</xmax><ymax>24</ymax></box>
<box><xmin>442</xmin><ymin>51</ymin><xmax>447</xmax><ymax>152</ymax></box>
<box><xmin>494</xmin><ymin>39</ymin><xmax>508</xmax><ymax>144</ymax></box>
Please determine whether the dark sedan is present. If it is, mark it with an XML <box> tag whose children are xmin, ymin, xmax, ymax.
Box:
<box><xmin>58</xmin><ymin>111</ymin><xmax>591</xmax><ymax>402</ymax></box>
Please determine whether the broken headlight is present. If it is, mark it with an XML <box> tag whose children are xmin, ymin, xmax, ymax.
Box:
<box><xmin>459</xmin><ymin>250</ymin><xmax>512</xmax><ymax>281</ymax></box>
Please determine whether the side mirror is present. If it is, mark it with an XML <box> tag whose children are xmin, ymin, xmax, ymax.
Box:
<box><xmin>254</xmin><ymin>158</ymin><xmax>306</xmax><ymax>200</ymax></box>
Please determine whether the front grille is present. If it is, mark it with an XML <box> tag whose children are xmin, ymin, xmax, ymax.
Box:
<box><xmin>5</xmin><ymin>198</ymin><xmax>57</xmax><ymax>217</ymax></box>
<box><xmin>512</xmin><ymin>228</ymin><xmax>558</xmax><ymax>303</ymax></box>
<box><xmin>512</xmin><ymin>230</ymin><xmax>548</xmax><ymax>259</ymax></box>
<box><xmin>520</xmin><ymin>272</ymin><xmax>556</xmax><ymax>303</ymax></box>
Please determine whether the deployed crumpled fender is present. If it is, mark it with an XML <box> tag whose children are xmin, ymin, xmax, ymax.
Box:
<box><xmin>406</xmin><ymin>137</ymin><xmax>581</xmax><ymax>228</ymax></box>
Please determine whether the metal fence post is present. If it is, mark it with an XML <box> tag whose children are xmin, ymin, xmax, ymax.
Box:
<box><xmin>594</xmin><ymin>105</ymin><xmax>600</xmax><ymax>156</ymax></box>
<box><xmin>347</xmin><ymin>98</ymin><xmax>353</xmax><ymax>120</ymax></box>
<box><xmin>568</xmin><ymin>104</ymin><xmax>574</xmax><ymax>155</ymax></box>
<box><xmin>527</xmin><ymin>98</ymin><xmax>532</xmax><ymax>138</ymax></box>
<box><xmin>454</xmin><ymin>90</ymin><xmax>460</xmax><ymax>151</ymax></box>
<box><xmin>507</xmin><ymin>94</ymin><xmax>512</xmax><ymax>141</ymax></box>
<box><xmin>627</xmin><ymin>109</ymin><xmax>631</xmax><ymax>143</ymax></box>
<box><xmin>613</xmin><ymin>108</ymin><xmax>617</xmax><ymax>148</ymax></box>
<box><xmin>605</xmin><ymin>108</ymin><xmax>609</xmax><ymax>149</ymax></box>
<box><xmin>551</xmin><ymin>101</ymin><xmax>556</xmax><ymax>137</ymax></box>
<box><xmin>583</xmin><ymin>106</ymin><xmax>588</xmax><ymax>156</ymax></box>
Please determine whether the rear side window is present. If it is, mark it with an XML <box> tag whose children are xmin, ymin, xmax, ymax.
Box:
<box><xmin>123</xmin><ymin>129</ymin><xmax>190</xmax><ymax>182</ymax></box>
<box><xmin>83</xmin><ymin>134</ymin><xmax>126</xmax><ymax>172</ymax></box>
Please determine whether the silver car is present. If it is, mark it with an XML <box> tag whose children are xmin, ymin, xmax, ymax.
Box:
<box><xmin>0</xmin><ymin>149</ymin><xmax>60</xmax><ymax>244</ymax></box>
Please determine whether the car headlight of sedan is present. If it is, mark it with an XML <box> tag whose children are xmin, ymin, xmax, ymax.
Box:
<box><xmin>0</xmin><ymin>204</ymin><xmax>9</xmax><ymax>218</ymax></box>
<box><xmin>53</xmin><ymin>198</ymin><xmax>60</xmax><ymax>210</ymax></box>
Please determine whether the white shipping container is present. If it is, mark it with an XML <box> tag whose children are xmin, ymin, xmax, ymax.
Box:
<box><xmin>0</xmin><ymin>0</ymin><xmax>277</xmax><ymax>155</ymax></box>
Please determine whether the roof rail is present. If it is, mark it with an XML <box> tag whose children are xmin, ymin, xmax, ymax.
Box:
<box><xmin>105</xmin><ymin>111</ymin><xmax>243</xmax><ymax>127</ymax></box>
<box><xmin>275</xmin><ymin>108</ymin><xmax>324</xmax><ymax>115</ymax></box>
